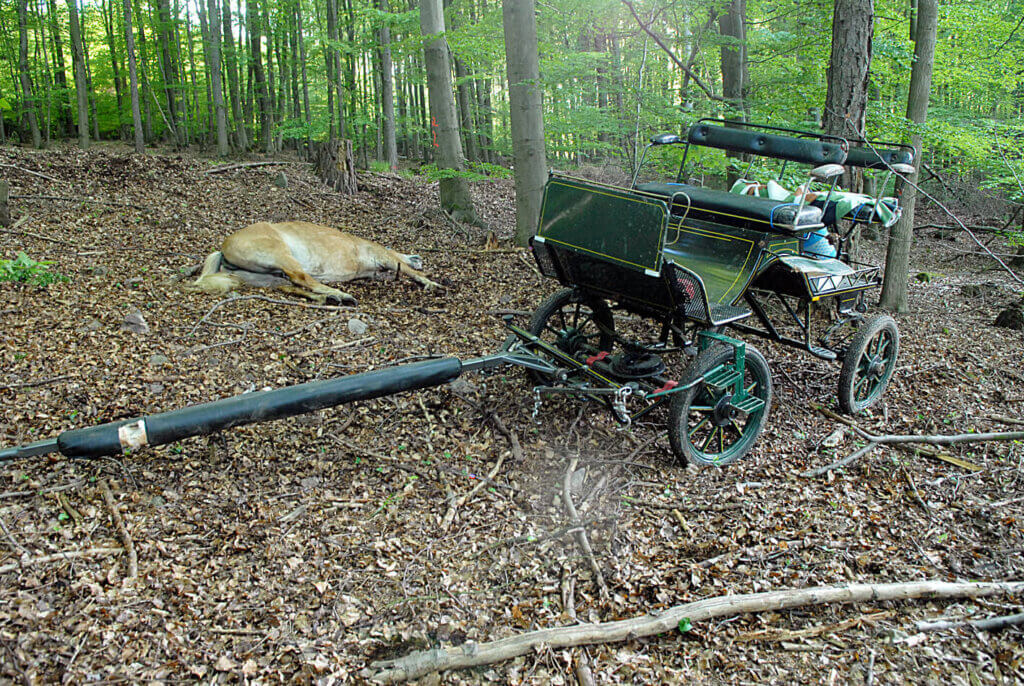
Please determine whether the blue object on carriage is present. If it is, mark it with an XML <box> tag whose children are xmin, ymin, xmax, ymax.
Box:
<box><xmin>800</xmin><ymin>227</ymin><xmax>837</xmax><ymax>258</ymax></box>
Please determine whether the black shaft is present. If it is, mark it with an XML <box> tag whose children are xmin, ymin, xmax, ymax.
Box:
<box><xmin>55</xmin><ymin>357</ymin><xmax>463</xmax><ymax>459</ymax></box>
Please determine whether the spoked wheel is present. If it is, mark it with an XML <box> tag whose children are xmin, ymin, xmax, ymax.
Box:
<box><xmin>527</xmin><ymin>288</ymin><xmax>614</xmax><ymax>383</ymax></box>
<box><xmin>668</xmin><ymin>344</ymin><xmax>772</xmax><ymax>467</ymax></box>
<box><xmin>838</xmin><ymin>314</ymin><xmax>899</xmax><ymax>414</ymax></box>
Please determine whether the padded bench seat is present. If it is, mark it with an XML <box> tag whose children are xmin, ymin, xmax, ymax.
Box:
<box><xmin>635</xmin><ymin>182</ymin><xmax>823</xmax><ymax>233</ymax></box>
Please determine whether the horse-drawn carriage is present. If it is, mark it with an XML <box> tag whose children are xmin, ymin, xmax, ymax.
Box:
<box><xmin>518</xmin><ymin>120</ymin><xmax>915</xmax><ymax>465</ymax></box>
<box><xmin>0</xmin><ymin>121</ymin><xmax>915</xmax><ymax>470</ymax></box>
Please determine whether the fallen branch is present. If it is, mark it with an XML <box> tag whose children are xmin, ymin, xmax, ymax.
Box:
<box><xmin>985</xmin><ymin>414</ymin><xmax>1024</xmax><ymax>428</ymax></box>
<box><xmin>366</xmin><ymin>580</ymin><xmax>1024</xmax><ymax>683</ymax></box>
<box><xmin>803</xmin><ymin>430</ymin><xmax>1024</xmax><ymax>477</ymax></box>
<box><xmin>0</xmin><ymin>375</ymin><xmax>74</xmax><ymax>392</ymax></box>
<box><xmin>916</xmin><ymin>611</ymin><xmax>1024</xmax><ymax>633</ymax></box>
<box><xmin>204</xmin><ymin>161</ymin><xmax>306</xmax><ymax>174</ymax></box>
<box><xmin>0</xmin><ymin>163</ymin><xmax>60</xmax><ymax>183</ymax></box>
<box><xmin>10</xmin><ymin>194</ymin><xmax>141</xmax><ymax>209</ymax></box>
<box><xmin>99</xmin><ymin>479</ymin><xmax>138</xmax><ymax>580</ymax></box>
<box><xmin>738</xmin><ymin>610</ymin><xmax>894</xmax><ymax>642</ymax></box>
<box><xmin>0</xmin><ymin>547</ymin><xmax>122</xmax><ymax>574</ymax></box>
<box><xmin>563</xmin><ymin>458</ymin><xmax>609</xmax><ymax>599</ymax></box>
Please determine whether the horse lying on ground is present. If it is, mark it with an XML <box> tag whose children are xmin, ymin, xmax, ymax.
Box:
<box><xmin>189</xmin><ymin>221</ymin><xmax>440</xmax><ymax>305</ymax></box>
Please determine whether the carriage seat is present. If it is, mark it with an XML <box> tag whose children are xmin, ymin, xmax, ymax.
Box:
<box><xmin>634</xmin><ymin>182</ymin><xmax>824</xmax><ymax>234</ymax></box>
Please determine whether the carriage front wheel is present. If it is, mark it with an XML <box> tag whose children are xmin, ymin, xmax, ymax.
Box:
<box><xmin>668</xmin><ymin>344</ymin><xmax>772</xmax><ymax>467</ymax></box>
<box><xmin>838</xmin><ymin>314</ymin><xmax>899</xmax><ymax>414</ymax></box>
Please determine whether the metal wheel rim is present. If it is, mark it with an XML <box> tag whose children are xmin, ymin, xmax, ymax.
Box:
<box><xmin>851</xmin><ymin>328</ymin><xmax>896</xmax><ymax>406</ymax></box>
<box><xmin>683</xmin><ymin>375</ymin><xmax>767</xmax><ymax>465</ymax></box>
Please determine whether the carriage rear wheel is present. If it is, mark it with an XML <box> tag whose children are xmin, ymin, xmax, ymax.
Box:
<box><xmin>668</xmin><ymin>344</ymin><xmax>772</xmax><ymax>467</ymax></box>
<box><xmin>527</xmin><ymin>289</ymin><xmax>614</xmax><ymax>384</ymax></box>
<box><xmin>838</xmin><ymin>314</ymin><xmax>899</xmax><ymax>414</ymax></box>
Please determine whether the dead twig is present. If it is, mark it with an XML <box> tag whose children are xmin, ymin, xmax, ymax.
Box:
<box><xmin>367</xmin><ymin>580</ymin><xmax>1024</xmax><ymax>682</ymax></box>
<box><xmin>203</xmin><ymin>160</ymin><xmax>308</xmax><ymax>174</ymax></box>
<box><xmin>0</xmin><ymin>163</ymin><xmax>60</xmax><ymax>183</ymax></box>
<box><xmin>802</xmin><ymin>430</ymin><xmax>1023</xmax><ymax>478</ymax></box>
<box><xmin>916</xmin><ymin>612</ymin><xmax>1024</xmax><ymax>633</ymax></box>
<box><xmin>11</xmin><ymin>194</ymin><xmax>142</xmax><ymax>209</ymax></box>
<box><xmin>563</xmin><ymin>458</ymin><xmax>609</xmax><ymax>599</ymax></box>
<box><xmin>0</xmin><ymin>375</ymin><xmax>74</xmax><ymax>392</ymax></box>
<box><xmin>99</xmin><ymin>479</ymin><xmax>138</xmax><ymax>580</ymax></box>
<box><xmin>0</xmin><ymin>547</ymin><xmax>122</xmax><ymax>574</ymax></box>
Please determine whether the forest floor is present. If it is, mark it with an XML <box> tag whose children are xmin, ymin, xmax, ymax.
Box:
<box><xmin>0</xmin><ymin>143</ymin><xmax>1022</xmax><ymax>685</ymax></box>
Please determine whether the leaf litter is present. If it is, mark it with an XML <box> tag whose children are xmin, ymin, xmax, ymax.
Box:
<box><xmin>0</xmin><ymin>143</ymin><xmax>1022</xmax><ymax>684</ymax></box>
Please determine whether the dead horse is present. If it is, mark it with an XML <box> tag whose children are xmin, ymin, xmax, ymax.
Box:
<box><xmin>189</xmin><ymin>221</ymin><xmax>440</xmax><ymax>305</ymax></box>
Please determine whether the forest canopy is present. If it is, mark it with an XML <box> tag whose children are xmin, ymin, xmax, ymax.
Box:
<box><xmin>0</xmin><ymin>0</ymin><xmax>1022</xmax><ymax>202</ymax></box>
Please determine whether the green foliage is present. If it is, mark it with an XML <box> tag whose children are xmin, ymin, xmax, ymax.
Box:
<box><xmin>0</xmin><ymin>252</ymin><xmax>69</xmax><ymax>287</ymax></box>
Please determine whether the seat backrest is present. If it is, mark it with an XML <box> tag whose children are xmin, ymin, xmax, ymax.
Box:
<box><xmin>844</xmin><ymin>145</ymin><xmax>914</xmax><ymax>169</ymax></box>
<box><xmin>687</xmin><ymin>123</ymin><xmax>847</xmax><ymax>166</ymax></box>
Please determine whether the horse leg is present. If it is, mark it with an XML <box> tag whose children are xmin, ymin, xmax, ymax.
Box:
<box><xmin>274</xmin><ymin>256</ymin><xmax>357</xmax><ymax>305</ymax></box>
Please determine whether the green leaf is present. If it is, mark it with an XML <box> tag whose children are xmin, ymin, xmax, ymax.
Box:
<box><xmin>678</xmin><ymin>617</ymin><xmax>692</xmax><ymax>633</ymax></box>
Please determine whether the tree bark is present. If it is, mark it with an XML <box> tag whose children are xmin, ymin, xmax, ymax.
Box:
<box><xmin>822</xmin><ymin>0</ymin><xmax>874</xmax><ymax>143</ymax></box>
<box><xmin>503</xmin><ymin>0</ymin><xmax>547</xmax><ymax>245</ymax></box>
<box><xmin>719</xmin><ymin>0</ymin><xmax>747</xmax><ymax>118</ymax></box>
<box><xmin>221</xmin><ymin>0</ymin><xmax>246</xmax><ymax>150</ymax></box>
<box><xmin>378</xmin><ymin>0</ymin><xmax>398</xmax><ymax>169</ymax></box>
<box><xmin>66</xmin><ymin>0</ymin><xmax>91</xmax><ymax>147</ymax></box>
<box><xmin>155</xmin><ymin>0</ymin><xmax>182</xmax><ymax>145</ymax></box>
<box><xmin>369</xmin><ymin>580</ymin><xmax>1024</xmax><ymax>682</ymax></box>
<box><xmin>102</xmin><ymin>0</ymin><xmax>126</xmax><ymax>139</ymax></box>
<box><xmin>420</xmin><ymin>0</ymin><xmax>481</xmax><ymax>225</ymax></box>
<box><xmin>246</xmin><ymin>0</ymin><xmax>272</xmax><ymax>151</ymax></box>
<box><xmin>204</xmin><ymin>0</ymin><xmax>229</xmax><ymax>155</ymax></box>
<box><xmin>123</xmin><ymin>0</ymin><xmax>145</xmax><ymax>152</ymax></box>
<box><xmin>879</xmin><ymin>0</ymin><xmax>937</xmax><ymax>312</ymax></box>
<box><xmin>45</xmin><ymin>0</ymin><xmax>73</xmax><ymax>136</ymax></box>
<box><xmin>17</xmin><ymin>0</ymin><xmax>41</xmax><ymax>148</ymax></box>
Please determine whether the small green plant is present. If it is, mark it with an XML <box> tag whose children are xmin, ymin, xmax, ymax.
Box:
<box><xmin>0</xmin><ymin>252</ymin><xmax>69</xmax><ymax>287</ymax></box>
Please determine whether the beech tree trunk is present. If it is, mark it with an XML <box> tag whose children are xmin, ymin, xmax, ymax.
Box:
<box><xmin>205</xmin><ymin>0</ymin><xmax>229</xmax><ymax>155</ymax></box>
<box><xmin>823</xmin><ymin>0</ymin><xmax>873</xmax><ymax>145</ymax></box>
<box><xmin>67</xmin><ymin>0</ymin><xmax>91</xmax><ymax>148</ymax></box>
<box><xmin>420</xmin><ymin>0</ymin><xmax>480</xmax><ymax>225</ymax></box>
<box><xmin>17</xmin><ymin>0</ymin><xmax>41</xmax><ymax>148</ymax></box>
<box><xmin>378</xmin><ymin>0</ymin><xmax>398</xmax><ymax>169</ymax></box>
<box><xmin>123</xmin><ymin>0</ymin><xmax>145</xmax><ymax>152</ymax></box>
<box><xmin>880</xmin><ymin>0</ymin><xmax>937</xmax><ymax>312</ymax></box>
<box><xmin>503</xmin><ymin>0</ymin><xmax>547</xmax><ymax>245</ymax></box>
<box><xmin>247</xmin><ymin>0</ymin><xmax>272</xmax><ymax>151</ymax></box>
<box><xmin>221</xmin><ymin>0</ymin><xmax>247</xmax><ymax>150</ymax></box>
<box><xmin>45</xmin><ymin>0</ymin><xmax>73</xmax><ymax>136</ymax></box>
<box><xmin>719</xmin><ymin>0</ymin><xmax>747</xmax><ymax>118</ymax></box>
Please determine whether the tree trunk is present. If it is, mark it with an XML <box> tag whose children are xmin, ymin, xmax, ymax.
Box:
<box><xmin>155</xmin><ymin>0</ymin><xmax>181</xmax><ymax>146</ymax></box>
<box><xmin>879</xmin><ymin>0</ymin><xmax>936</xmax><ymax>312</ymax></box>
<box><xmin>503</xmin><ymin>0</ymin><xmax>547</xmax><ymax>245</ymax></box>
<box><xmin>420</xmin><ymin>0</ymin><xmax>480</xmax><ymax>225</ymax></box>
<box><xmin>296</xmin><ymin>5</ymin><xmax>310</xmax><ymax>142</ymax></box>
<box><xmin>123</xmin><ymin>0</ymin><xmax>145</xmax><ymax>152</ymax></box>
<box><xmin>378</xmin><ymin>0</ymin><xmax>398</xmax><ymax>169</ymax></box>
<box><xmin>246</xmin><ymin>0</ymin><xmax>271</xmax><ymax>151</ymax></box>
<box><xmin>221</xmin><ymin>0</ymin><xmax>246</xmax><ymax>150</ymax></box>
<box><xmin>17</xmin><ymin>0</ymin><xmax>41</xmax><ymax>148</ymax></box>
<box><xmin>67</xmin><ymin>0</ymin><xmax>90</xmax><ymax>148</ymax></box>
<box><xmin>80</xmin><ymin>10</ymin><xmax>101</xmax><ymax>142</ymax></box>
<box><xmin>46</xmin><ymin>0</ymin><xmax>73</xmax><ymax>137</ymax></box>
<box><xmin>823</xmin><ymin>0</ymin><xmax>874</xmax><ymax>190</ymax></box>
<box><xmin>102</xmin><ymin>0</ymin><xmax>126</xmax><ymax>139</ymax></box>
<box><xmin>719</xmin><ymin>0</ymin><xmax>747</xmax><ymax>118</ymax></box>
<box><xmin>204</xmin><ymin>0</ymin><xmax>229</xmax><ymax>155</ymax></box>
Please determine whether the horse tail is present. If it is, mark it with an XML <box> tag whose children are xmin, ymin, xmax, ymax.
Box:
<box><xmin>187</xmin><ymin>251</ymin><xmax>243</xmax><ymax>294</ymax></box>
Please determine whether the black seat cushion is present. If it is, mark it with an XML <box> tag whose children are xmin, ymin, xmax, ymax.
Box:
<box><xmin>635</xmin><ymin>182</ymin><xmax>823</xmax><ymax>234</ymax></box>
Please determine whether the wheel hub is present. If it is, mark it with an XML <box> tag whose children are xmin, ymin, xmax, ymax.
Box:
<box><xmin>865</xmin><ymin>355</ymin><xmax>885</xmax><ymax>378</ymax></box>
<box><xmin>712</xmin><ymin>394</ymin><xmax>738</xmax><ymax>427</ymax></box>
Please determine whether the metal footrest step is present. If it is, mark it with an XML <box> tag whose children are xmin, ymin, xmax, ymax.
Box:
<box><xmin>808</xmin><ymin>345</ymin><xmax>837</xmax><ymax>361</ymax></box>
<box><xmin>708</xmin><ymin>303</ymin><xmax>753</xmax><ymax>327</ymax></box>
<box><xmin>730</xmin><ymin>394</ymin><xmax>765</xmax><ymax>417</ymax></box>
<box><xmin>703</xmin><ymin>366</ymin><xmax>741</xmax><ymax>391</ymax></box>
